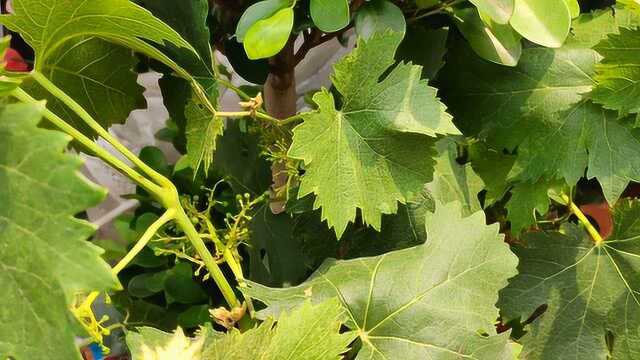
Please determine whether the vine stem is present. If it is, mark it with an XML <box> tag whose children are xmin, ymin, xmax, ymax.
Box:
<box><xmin>173</xmin><ymin>205</ymin><xmax>241</xmax><ymax>308</ymax></box>
<box><xmin>111</xmin><ymin>209</ymin><xmax>176</xmax><ymax>274</ymax></box>
<box><xmin>216</xmin><ymin>110</ymin><xmax>303</xmax><ymax>126</ymax></box>
<box><xmin>79</xmin><ymin>209</ymin><xmax>176</xmax><ymax>309</ymax></box>
<box><xmin>11</xmin><ymin>88</ymin><xmax>162</xmax><ymax>195</ymax></box>
<box><xmin>561</xmin><ymin>194</ymin><xmax>604</xmax><ymax>246</ymax></box>
<box><xmin>15</xmin><ymin>76</ymin><xmax>242</xmax><ymax>309</ymax></box>
<box><xmin>30</xmin><ymin>71</ymin><xmax>173</xmax><ymax>189</ymax></box>
<box><xmin>407</xmin><ymin>0</ymin><xmax>467</xmax><ymax>23</ymax></box>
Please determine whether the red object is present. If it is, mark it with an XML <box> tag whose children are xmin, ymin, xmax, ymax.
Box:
<box><xmin>580</xmin><ymin>202</ymin><xmax>613</xmax><ymax>240</ymax></box>
<box><xmin>4</xmin><ymin>48</ymin><xmax>29</xmax><ymax>72</ymax></box>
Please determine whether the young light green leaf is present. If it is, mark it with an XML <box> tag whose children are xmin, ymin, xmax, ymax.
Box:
<box><xmin>236</xmin><ymin>0</ymin><xmax>292</xmax><ymax>42</ymax></box>
<box><xmin>499</xmin><ymin>200</ymin><xmax>640</xmax><ymax>359</ymax></box>
<box><xmin>469</xmin><ymin>0</ymin><xmax>514</xmax><ymax>24</ymax></box>
<box><xmin>509</xmin><ymin>0</ymin><xmax>571</xmax><ymax>48</ymax></box>
<box><xmin>244</xmin><ymin>7</ymin><xmax>294</xmax><ymax>60</ymax></box>
<box><xmin>289</xmin><ymin>32</ymin><xmax>458</xmax><ymax>237</ymax></box>
<box><xmin>0</xmin><ymin>0</ymin><xmax>198</xmax><ymax>69</ymax></box>
<box><xmin>355</xmin><ymin>0</ymin><xmax>406</xmax><ymax>39</ymax></box>
<box><xmin>311</xmin><ymin>0</ymin><xmax>350</xmax><ymax>32</ymax></box>
<box><xmin>0</xmin><ymin>103</ymin><xmax>118</xmax><ymax>360</ymax></box>
<box><xmin>592</xmin><ymin>28</ymin><xmax>640</xmax><ymax>115</ymax></box>
<box><xmin>21</xmin><ymin>37</ymin><xmax>146</xmax><ymax>136</ymax></box>
<box><xmin>128</xmin><ymin>299</ymin><xmax>355</xmax><ymax>360</ymax></box>
<box><xmin>453</xmin><ymin>7</ymin><xmax>522</xmax><ymax>66</ymax></box>
<box><xmin>564</xmin><ymin>0</ymin><xmax>580</xmax><ymax>18</ymax></box>
<box><xmin>243</xmin><ymin>201</ymin><xmax>519</xmax><ymax>359</ymax></box>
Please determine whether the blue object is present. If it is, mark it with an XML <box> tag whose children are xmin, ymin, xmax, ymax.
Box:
<box><xmin>88</xmin><ymin>343</ymin><xmax>104</xmax><ymax>360</ymax></box>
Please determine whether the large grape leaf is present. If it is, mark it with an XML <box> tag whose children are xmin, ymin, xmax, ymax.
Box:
<box><xmin>127</xmin><ymin>298</ymin><xmax>356</xmax><ymax>360</ymax></box>
<box><xmin>243</xmin><ymin>201</ymin><xmax>519</xmax><ymax>359</ymax></box>
<box><xmin>0</xmin><ymin>103</ymin><xmax>118</xmax><ymax>360</ymax></box>
<box><xmin>499</xmin><ymin>200</ymin><xmax>640</xmax><ymax>359</ymax></box>
<box><xmin>0</xmin><ymin>0</ymin><xmax>197</xmax><ymax>69</ymax></box>
<box><xmin>440</xmin><ymin>38</ymin><xmax>640</xmax><ymax>204</ymax></box>
<box><xmin>22</xmin><ymin>36</ymin><xmax>146</xmax><ymax>135</ymax></box>
<box><xmin>289</xmin><ymin>31</ymin><xmax>458</xmax><ymax>237</ymax></box>
<box><xmin>592</xmin><ymin>28</ymin><xmax>640</xmax><ymax>115</ymax></box>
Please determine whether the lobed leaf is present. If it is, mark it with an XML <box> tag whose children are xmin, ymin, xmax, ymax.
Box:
<box><xmin>0</xmin><ymin>103</ymin><xmax>118</xmax><ymax>360</ymax></box>
<box><xmin>244</xmin><ymin>201</ymin><xmax>519</xmax><ymax>359</ymax></box>
<box><xmin>499</xmin><ymin>200</ymin><xmax>640</xmax><ymax>359</ymax></box>
<box><xmin>289</xmin><ymin>31</ymin><xmax>458</xmax><ymax>237</ymax></box>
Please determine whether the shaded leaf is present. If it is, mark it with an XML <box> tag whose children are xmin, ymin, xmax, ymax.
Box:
<box><xmin>499</xmin><ymin>200</ymin><xmax>640</xmax><ymax>359</ymax></box>
<box><xmin>311</xmin><ymin>0</ymin><xmax>350</xmax><ymax>32</ymax></box>
<box><xmin>22</xmin><ymin>37</ymin><xmax>146</xmax><ymax>135</ymax></box>
<box><xmin>453</xmin><ymin>8</ymin><xmax>521</xmax><ymax>66</ymax></box>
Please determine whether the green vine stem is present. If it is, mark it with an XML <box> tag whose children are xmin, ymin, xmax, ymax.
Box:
<box><xmin>11</xmin><ymin>88</ymin><xmax>162</xmax><ymax>195</ymax></box>
<box><xmin>111</xmin><ymin>209</ymin><xmax>176</xmax><ymax>274</ymax></box>
<box><xmin>30</xmin><ymin>71</ymin><xmax>173</xmax><ymax>189</ymax></box>
<box><xmin>13</xmin><ymin>77</ymin><xmax>242</xmax><ymax>310</ymax></box>
<box><xmin>561</xmin><ymin>194</ymin><xmax>604</xmax><ymax>246</ymax></box>
<box><xmin>216</xmin><ymin>110</ymin><xmax>303</xmax><ymax>126</ymax></box>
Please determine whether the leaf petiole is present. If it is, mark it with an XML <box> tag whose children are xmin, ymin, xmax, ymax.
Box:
<box><xmin>561</xmin><ymin>194</ymin><xmax>604</xmax><ymax>246</ymax></box>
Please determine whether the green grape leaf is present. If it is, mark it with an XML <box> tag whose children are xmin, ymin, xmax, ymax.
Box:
<box><xmin>453</xmin><ymin>7</ymin><xmax>522</xmax><ymax>66</ymax></box>
<box><xmin>355</xmin><ymin>0</ymin><xmax>406</xmax><ymax>40</ymax></box>
<box><xmin>289</xmin><ymin>32</ymin><xmax>458</xmax><ymax>237</ymax></box>
<box><xmin>440</xmin><ymin>41</ymin><xmax>640</xmax><ymax>203</ymax></box>
<box><xmin>21</xmin><ymin>37</ymin><xmax>146</xmax><ymax>135</ymax></box>
<box><xmin>243</xmin><ymin>201</ymin><xmax>519</xmax><ymax>359</ymax></box>
<box><xmin>426</xmin><ymin>137</ymin><xmax>484</xmax><ymax>216</ymax></box>
<box><xmin>499</xmin><ymin>200</ymin><xmax>640</xmax><ymax>359</ymax></box>
<box><xmin>469</xmin><ymin>0</ymin><xmax>514</xmax><ymax>24</ymax></box>
<box><xmin>247</xmin><ymin>205</ymin><xmax>309</xmax><ymax>287</ymax></box>
<box><xmin>440</xmin><ymin>43</ymin><xmax>596</xmax><ymax>151</ymax></box>
<box><xmin>0</xmin><ymin>0</ymin><xmax>197</xmax><ymax>69</ymax></box>
<box><xmin>310</xmin><ymin>0</ymin><xmax>350</xmax><ymax>32</ymax></box>
<box><xmin>128</xmin><ymin>299</ymin><xmax>356</xmax><ymax>360</ymax></box>
<box><xmin>509</xmin><ymin>0</ymin><xmax>571</xmax><ymax>48</ymax></box>
<box><xmin>0</xmin><ymin>103</ymin><xmax>118</xmax><ymax>360</ymax></box>
<box><xmin>506</xmin><ymin>181</ymin><xmax>551</xmax><ymax>234</ymax></box>
<box><xmin>185</xmin><ymin>84</ymin><xmax>223</xmax><ymax>175</ymax></box>
<box><xmin>236</xmin><ymin>0</ymin><xmax>292</xmax><ymax>42</ymax></box>
<box><xmin>566</xmin><ymin>8</ymin><xmax>640</xmax><ymax>49</ymax></box>
<box><xmin>141</xmin><ymin>0</ymin><xmax>214</xmax><ymax>73</ymax></box>
<box><xmin>244</xmin><ymin>7</ymin><xmax>294</xmax><ymax>60</ymax></box>
<box><xmin>396</xmin><ymin>26</ymin><xmax>448</xmax><ymax>79</ymax></box>
<box><xmin>592</xmin><ymin>28</ymin><xmax>640</xmax><ymax>115</ymax></box>
<box><xmin>468</xmin><ymin>141</ymin><xmax>516</xmax><ymax>206</ymax></box>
